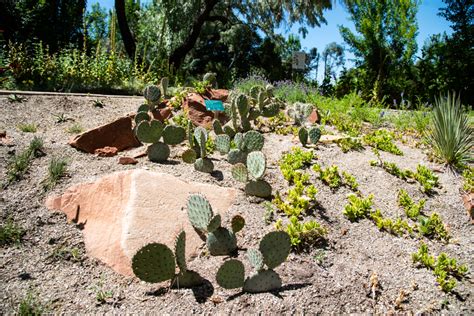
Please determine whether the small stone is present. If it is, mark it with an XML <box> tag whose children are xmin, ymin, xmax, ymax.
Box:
<box><xmin>95</xmin><ymin>146</ymin><xmax>118</xmax><ymax>157</ymax></box>
<box><xmin>308</xmin><ymin>108</ymin><xmax>321</xmax><ymax>124</ymax></box>
<box><xmin>118</xmin><ymin>156</ymin><xmax>138</xmax><ymax>165</ymax></box>
<box><xmin>461</xmin><ymin>193</ymin><xmax>473</xmax><ymax>223</ymax></box>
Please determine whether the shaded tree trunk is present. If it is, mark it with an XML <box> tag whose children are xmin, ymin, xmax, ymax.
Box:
<box><xmin>115</xmin><ymin>0</ymin><xmax>136</xmax><ymax>59</ymax></box>
<box><xmin>169</xmin><ymin>0</ymin><xmax>220</xmax><ymax>69</ymax></box>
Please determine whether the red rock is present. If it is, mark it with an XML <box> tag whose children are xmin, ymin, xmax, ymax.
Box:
<box><xmin>151</xmin><ymin>107</ymin><xmax>173</xmax><ymax>122</ymax></box>
<box><xmin>308</xmin><ymin>108</ymin><xmax>321</xmax><ymax>124</ymax></box>
<box><xmin>183</xmin><ymin>93</ymin><xmax>227</xmax><ymax>128</ymax></box>
<box><xmin>95</xmin><ymin>146</ymin><xmax>118</xmax><ymax>157</ymax></box>
<box><xmin>462</xmin><ymin>193</ymin><xmax>473</xmax><ymax>223</ymax></box>
<box><xmin>204</xmin><ymin>89</ymin><xmax>229</xmax><ymax>101</ymax></box>
<box><xmin>118</xmin><ymin>156</ymin><xmax>138</xmax><ymax>165</ymax></box>
<box><xmin>45</xmin><ymin>170</ymin><xmax>238</xmax><ymax>276</ymax></box>
<box><xmin>69</xmin><ymin>116</ymin><xmax>141</xmax><ymax>154</ymax></box>
<box><xmin>0</xmin><ymin>130</ymin><xmax>6</xmax><ymax>138</ymax></box>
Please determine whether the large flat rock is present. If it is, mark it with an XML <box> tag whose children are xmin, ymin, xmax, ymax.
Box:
<box><xmin>46</xmin><ymin>170</ymin><xmax>238</xmax><ymax>276</ymax></box>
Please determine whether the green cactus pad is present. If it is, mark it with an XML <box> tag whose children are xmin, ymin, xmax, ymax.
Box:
<box><xmin>234</xmin><ymin>133</ymin><xmax>244</xmax><ymax>150</ymax></box>
<box><xmin>259</xmin><ymin>231</ymin><xmax>291</xmax><ymax>269</ymax></box>
<box><xmin>247</xmin><ymin>248</ymin><xmax>264</xmax><ymax>271</ymax></box>
<box><xmin>171</xmin><ymin>270</ymin><xmax>204</xmax><ymax>288</ymax></box>
<box><xmin>245</xmin><ymin>180</ymin><xmax>272</xmax><ymax>198</ymax></box>
<box><xmin>187</xmin><ymin>194</ymin><xmax>213</xmax><ymax>231</ymax></box>
<box><xmin>265</xmin><ymin>84</ymin><xmax>274</xmax><ymax>96</ymax></box>
<box><xmin>143</xmin><ymin>85</ymin><xmax>161</xmax><ymax>104</ymax></box>
<box><xmin>246</xmin><ymin>151</ymin><xmax>266</xmax><ymax>180</ymax></box>
<box><xmin>160</xmin><ymin>77</ymin><xmax>169</xmax><ymax>96</ymax></box>
<box><xmin>261</xmin><ymin>103</ymin><xmax>280</xmax><ymax>117</ymax></box>
<box><xmin>248</xmin><ymin>107</ymin><xmax>261</xmax><ymax>121</ymax></box>
<box><xmin>231</xmin><ymin>163</ymin><xmax>248</xmax><ymax>183</ymax></box>
<box><xmin>213</xmin><ymin>119</ymin><xmax>224</xmax><ymax>135</ymax></box>
<box><xmin>298</xmin><ymin>127</ymin><xmax>308</xmax><ymax>146</ymax></box>
<box><xmin>216</xmin><ymin>259</ymin><xmax>245</xmax><ymax>289</ymax></box>
<box><xmin>257</xmin><ymin>91</ymin><xmax>266</xmax><ymax>110</ymax></box>
<box><xmin>243</xmin><ymin>131</ymin><xmax>264</xmax><ymax>152</ymax></box>
<box><xmin>198</xmin><ymin>129</ymin><xmax>207</xmax><ymax>158</ymax></box>
<box><xmin>203</xmin><ymin>72</ymin><xmax>216</xmax><ymax>83</ymax></box>
<box><xmin>207</xmin><ymin>214</ymin><xmax>221</xmax><ymax>233</ymax></box>
<box><xmin>236</xmin><ymin>94</ymin><xmax>249</xmax><ymax>117</ymax></box>
<box><xmin>223</xmin><ymin>125</ymin><xmax>236</xmax><ymax>138</ymax></box>
<box><xmin>132</xmin><ymin>243</ymin><xmax>176</xmax><ymax>283</ymax></box>
<box><xmin>162</xmin><ymin>125</ymin><xmax>186</xmax><ymax>145</ymax></box>
<box><xmin>241</xmin><ymin>117</ymin><xmax>251</xmax><ymax>132</ymax></box>
<box><xmin>194</xmin><ymin>126</ymin><xmax>207</xmax><ymax>146</ymax></box>
<box><xmin>182</xmin><ymin>148</ymin><xmax>197</xmax><ymax>164</ymax></box>
<box><xmin>147</xmin><ymin>142</ymin><xmax>170</xmax><ymax>162</ymax></box>
<box><xmin>174</xmin><ymin>230</ymin><xmax>187</xmax><ymax>272</ymax></box>
<box><xmin>194</xmin><ymin>157</ymin><xmax>214</xmax><ymax>173</ymax></box>
<box><xmin>136</xmin><ymin>120</ymin><xmax>164</xmax><ymax>144</ymax></box>
<box><xmin>187</xmin><ymin>121</ymin><xmax>194</xmax><ymax>147</ymax></box>
<box><xmin>135</xmin><ymin>111</ymin><xmax>151</xmax><ymax>125</ymax></box>
<box><xmin>231</xmin><ymin>215</ymin><xmax>245</xmax><ymax>234</ymax></box>
<box><xmin>215</xmin><ymin>134</ymin><xmax>231</xmax><ymax>154</ymax></box>
<box><xmin>206</xmin><ymin>227</ymin><xmax>237</xmax><ymax>256</ymax></box>
<box><xmin>249</xmin><ymin>86</ymin><xmax>261</xmax><ymax>100</ymax></box>
<box><xmin>228</xmin><ymin>149</ymin><xmax>247</xmax><ymax>165</ymax></box>
<box><xmin>308</xmin><ymin>126</ymin><xmax>321</xmax><ymax>144</ymax></box>
<box><xmin>137</xmin><ymin>103</ymin><xmax>150</xmax><ymax>113</ymax></box>
<box><xmin>243</xmin><ymin>270</ymin><xmax>282</xmax><ymax>293</ymax></box>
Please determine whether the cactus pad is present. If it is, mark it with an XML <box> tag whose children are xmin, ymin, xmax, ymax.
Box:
<box><xmin>160</xmin><ymin>77</ymin><xmax>169</xmax><ymax>96</ymax></box>
<box><xmin>213</xmin><ymin>119</ymin><xmax>224</xmax><ymax>135</ymax></box>
<box><xmin>234</xmin><ymin>133</ymin><xmax>244</xmax><ymax>150</ymax></box>
<box><xmin>182</xmin><ymin>148</ymin><xmax>197</xmax><ymax>164</ymax></box>
<box><xmin>135</xmin><ymin>111</ymin><xmax>151</xmax><ymax>125</ymax></box>
<box><xmin>231</xmin><ymin>215</ymin><xmax>245</xmax><ymax>234</ymax></box>
<box><xmin>248</xmin><ymin>107</ymin><xmax>261</xmax><ymax>121</ymax></box>
<box><xmin>246</xmin><ymin>151</ymin><xmax>266</xmax><ymax>180</ymax></box>
<box><xmin>132</xmin><ymin>243</ymin><xmax>176</xmax><ymax>283</ymax></box>
<box><xmin>171</xmin><ymin>270</ymin><xmax>204</xmax><ymax>288</ymax></box>
<box><xmin>174</xmin><ymin>230</ymin><xmax>187</xmax><ymax>272</ymax></box>
<box><xmin>298</xmin><ymin>127</ymin><xmax>308</xmax><ymax>146</ymax></box>
<box><xmin>162</xmin><ymin>125</ymin><xmax>186</xmax><ymax>145</ymax></box>
<box><xmin>236</xmin><ymin>94</ymin><xmax>249</xmax><ymax>117</ymax></box>
<box><xmin>243</xmin><ymin>270</ymin><xmax>282</xmax><ymax>293</ymax></box>
<box><xmin>194</xmin><ymin>157</ymin><xmax>214</xmax><ymax>173</ymax></box>
<box><xmin>223</xmin><ymin>125</ymin><xmax>236</xmax><ymax>138</ymax></box>
<box><xmin>207</xmin><ymin>214</ymin><xmax>222</xmax><ymax>233</ymax></box>
<box><xmin>308</xmin><ymin>127</ymin><xmax>321</xmax><ymax>144</ymax></box>
<box><xmin>216</xmin><ymin>259</ymin><xmax>245</xmax><ymax>289</ymax></box>
<box><xmin>228</xmin><ymin>149</ymin><xmax>247</xmax><ymax>165</ymax></box>
<box><xmin>137</xmin><ymin>103</ymin><xmax>150</xmax><ymax>113</ymax></box>
<box><xmin>206</xmin><ymin>227</ymin><xmax>237</xmax><ymax>255</ymax></box>
<box><xmin>187</xmin><ymin>194</ymin><xmax>213</xmax><ymax>231</ymax></box>
<box><xmin>215</xmin><ymin>134</ymin><xmax>231</xmax><ymax>154</ymax></box>
<box><xmin>231</xmin><ymin>163</ymin><xmax>248</xmax><ymax>183</ymax></box>
<box><xmin>194</xmin><ymin>126</ymin><xmax>207</xmax><ymax>146</ymax></box>
<box><xmin>136</xmin><ymin>120</ymin><xmax>163</xmax><ymax>144</ymax></box>
<box><xmin>261</xmin><ymin>102</ymin><xmax>280</xmax><ymax>117</ymax></box>
<box><xmin>245</xmin><ymin>180</ymin><xmax>272</xmax><ymax>198</ymax></box>
<box><xmin>143</xmin><ymin>85</ymin><xmax>161</xmax><ymax>104</ymax></box>
<box><xmin>147</xmin><ymin>142</ymin><xmax>170</xmax><ymax>162</ymax></box>
<box><xmin>243</xmin><ymin>131</ymin><xmax>264</xmax><ymax>152</ymax></box>
<box><xmin>247</xmin><ymin>248</ymin><xmax>264</xmax><ymax>271</ymax></box>
<box><xmin>259</xmin><ymin>231</ymin><xmax>291</xmax><ymax>269</ymax></box>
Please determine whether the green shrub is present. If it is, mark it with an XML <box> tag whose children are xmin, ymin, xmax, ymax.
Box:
<box><xmin>18</xmin><ymin>291</ymin><xmax>46</xmax><ymax>316</ymax></box>
<box><xmin>343</xmin><ymin>194</ymin><xmax>374</xmax><ymax>222</ymax></box>
<box><xmin>363</xmin><ymin>129</ymin><xmax>403</xmax><ymax>155</ymax></box>
<box><xmin>17</xmin><ymin>123</ymin><xmax>37</xmax><ymax>133</ymax></box>
<box><xmin>43</xmin><ymin>158</ymin><xmax>68</xmax><ymax>191</ymax></box>
<box><xmin>428</xmin><ymin>92</ymin><xmax>473</xmax><ymax>167</ymax></box>
<box><xmin>275</xmin><ymin>216</ymin><xmax>326</xmax><ymax>248</ymax></box>
<box><xmin>0</xmin><ymin>217</ymin><xmax>26</xmax><ymax>246</ymax></box>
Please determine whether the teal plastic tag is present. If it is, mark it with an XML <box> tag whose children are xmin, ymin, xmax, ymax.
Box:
<box><xmin>204</xmin><ymin>100</ymin><xmax>224</xmax><ymax>111</ymax></box>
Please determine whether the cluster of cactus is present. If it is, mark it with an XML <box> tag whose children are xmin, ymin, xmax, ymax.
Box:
<box><xmin>232</xmin><ymin>151</ymin><xmax>272</xmax><ymax>198</ymax></box>
<box><xmin>142</xmin><ymin>79</ymin><xmax>169</xmax><ymax>107</ymax></box>
<box><xmin>216</xmin><ymin>231</ymin><xmax>291</xmax><ymax>293</ymax></box>
<box><xmin>298</xmin><ymin>126</ymin><xmax>322</xmax><ymax>147</ymax></box>
<box><xmin>181</xmin><ymin>122</ymin><xmax>214</xmax><ymax>173</ymax></box>
<box><xmin>213</xmin><ymin>127</ymin><xmax>265</xmax><ymax>165</ymax></box>
<box><xmin>187</xmin><ymin>194</ymin><xmax>245</xmax><ymax>256</ymax></box>
<box><xmin>131</xmin><ymin>230</ymin><xmax>204</xmax><ymax>288</ymax></box>
<box><xmin>287</xmin><ymin>102</ymin><xmax>314</xmax><ymax>126</ymax></box>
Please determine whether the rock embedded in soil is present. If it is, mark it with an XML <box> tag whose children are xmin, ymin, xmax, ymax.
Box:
<box><xmin>45</xmin><ymin>169</ymin><xmax>238</xmax><ymax>276</ymax></box>
<box><xmin>118</xmin><ymin>156</ymin><xmax>138</xmax><ymax>165</ymax></box>
<box><xmin>94</xmin><ymin>146</ymin><xmax>118</xmax><ymax>157</ymax></box>
<box><xmin>461</xmin><ymin>192</ymin><xmax>473</xmax><ymax>223</ymax></box>
<box><xmin>183</xmin><ymin>91</ymin><xmax>229</xmax><ymax>127</ymax></box>
<box><xmin>69</xmin><ymin>116</ymin><xmax>141</xmax><ymax>154</ymax></box>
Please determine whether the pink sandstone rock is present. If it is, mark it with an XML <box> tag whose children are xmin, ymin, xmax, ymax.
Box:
<box><xmin>94</xmin><ymin>146</ymin><xmax>118</xmax><ymax>157</ymax></box>
<box><xmin>183</xmin><ymin>92</ymin><xmax>228</xmax><ymax>128</ymax></box>
<box><xmin>45</xmin><ymin>170</ymin><xmax>238</xmax><ymax>276</ymax></box>
<box><xmin>118</xmin><ymin>156</ymin><xmax>138</xmax><ymax>165</ymax></box>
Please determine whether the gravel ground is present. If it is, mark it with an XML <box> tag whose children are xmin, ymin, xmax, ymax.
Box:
<box><xmin>0</xmin><ymin>95</ymin><xmax>472</xmax><ymax>314</ymax></box>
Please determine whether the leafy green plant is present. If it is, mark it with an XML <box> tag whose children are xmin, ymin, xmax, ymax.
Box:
<box><xmin>89</xmin><ymin>279</ymin><xmax>113</xmax><ymax>305</ymax></box>
<box><xmin>279</xmin><ymin>147</ymin><xmax>314</xmax><ymax>183</ymax></box>
<box><xmin>412</xmin><ymin>243</ymin><xmax>468</xmax><ymax>292</ymax></box>
<box><xmin>8</xmin><ymin>94</ymin><xmax>26</xmax><ymax>103</ymax></box>
<box><xmin>91</xmin><ymin>99</ymin><xmax>105</xmax><ymax>108</ymax></box>
<box><xmin>343</xmin><ymin>194</ymin><xmax>374</xmax><ymax>222</ymax></box>
<box><xmin>370</xmin><ymin>209</ymin><xmax>415</xmax><ymax>237</ymax></box>
<box><xmin>336</xmin><ymin>137</ymin><xmax>364</xmax><ymax>153</ymax></box>
<box><xmin>428</xmin><ymin>92</ymin><xmax>473</xmax><ymax>167</ymax></box>
<box><xmin>50</xmin><ymin>245</ymin><xmax>82</xmax><ymax>262</ymax></box>
<box><xmin>363</xmin><ymin>129</ymin><xmax>403</xmax><ymax>155</ymax></box>
<box><xmin>398</xmin><ymin>189</ymin><xmax>425</xmax><ymax>219</ymax></box>
<box><xmin>462</xmin><ymin>167</ymin><xmax>474</xmax><ymax>193</ymax></box>
<box><xmin>4</xmin><ymin>137</ymin><xmax>44</xmax><ymax>187</ymax></box>
<box><xmin>43</xmin><ymin>157</ymin><xmax>68</xmax><ymax>191</ymax></box>
<box><xmin>66</xmin><ymin>123</ymin><xmax>84</xmax><ymax>134</ymax></box>
<box><xmin>312</xmin><ymin>164</ymin><xmax>359</xmax><ymax>192</ymax></box>
<box><xmin>18</xmin><ymin>291</ymin><xmax>46</xmax><ymax>316</ymax></box>
<box><xmin>278</xmin><ymin>216</ymin><xmax>327</xmax><ymax>248</ymax></box>
<box><xmin>53</xmin><ymin>113</ymin><xmax>73</xmax><ymax>123</ymax></box>
<box><xmin>418</xmin><ymin>213</ymin><xmax>450</xmax><ymax>242</ymax></box>
<box><xmin>272</xmin><ymin>179</ymin><xmax>317</xmax><ymax>217</ymax></box>
<box><xmin>17</xmin><ymin>123</ymin><xmax>37</xmax><ymax>133</ymax></box>
<box><xmin>0</xmin><ymin>217</ymin><xmax>26</xmax><ymax>246</ymax></box>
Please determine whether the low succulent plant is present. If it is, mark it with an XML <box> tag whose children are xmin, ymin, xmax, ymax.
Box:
<box><xmin>186</xmin><ymin>194</ymin><xmax>245</xmax><ymax>256</ymax></box>
<box><xmin>216</xmin><ymin>231</ymin><xmax>291</xmax><ymax>293</ymax></box>
<box><xmin>132</xmin><ymin>230</ymin><xmax>204</xmax><ymax>288</ymax></box>
<box><xmin>232</xmin><ymin>151</ymin><xmax>272</xmax><ymax>198</ymax></box>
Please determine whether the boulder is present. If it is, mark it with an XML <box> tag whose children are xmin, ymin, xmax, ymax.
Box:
<box><xmin>69</xmin><ymin>116</ymin><xmax>141</xmax><ymax>154</ymax></box>
<box><xmin>204</xmin><ymin>89</ymin><xmax>229</xmax><ymax>101</ymax></box>
<box><xmin>45</xmin><ymin>170</ymin><xmax>238</xmax><ymax>276</ymax></box>
<box><xmin>183</xmin><ymin>92</ymin><xmax>228</xmax><ymax>128</ymax></box>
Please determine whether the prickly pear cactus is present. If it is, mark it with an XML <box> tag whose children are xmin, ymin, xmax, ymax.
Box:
<box><xmin>231</xmin><ymin>163</ymin><xmax>248</xmax><ymax>183</ymax></box>
<box><xmin>207</xmin><ymin>214</ymin><xmax>222</xmax><ymax>233</ymax></box>
<box><xmin>213</xmin><ymin>119</ymin><xmax>224</xmax><ymax>135</ymax></box>
<box><xmin>288</xmin><ymin>102</ymin><xmax>313</xmax><ymax>125</ymax></box>
<box><xmin>231</xmin><ymin>215</ymin><xmax>245</xmax><ymax>234</ymax></box>
<box><xmin>162</xmin><ymin>125</ymin><xmax>186</xmax><ymax>145</ymax></box>
<box><xmin>171</xmin><ymin>270</ymin><xmax>204</xmax><ymax>288</ymax></box>
<box><xmin>247</xmin><ymin>248</ymin><xmax>264</xmax><ymax>271</ymax></box>
<box><xmin>215</xmin><ymin>134</ymin><xmax>231</xmax><ymax>154</ymax></box>
<box><xmin>259</xmin><ymin>231</ymin><xmax>291</xmax><ymax>269</ymax></box>
<box><xmin>137</xmin><ymin>103</ymin><xmax>150</xmax><ymax>113</ymax></box>
<box><xmin>245</xmin><ymin>180</ymin><xmax>272</xmax><ymax>198</ymax></box>
<box><xmin>136</xmin><ymin>120</ymin><xmax>163</xmax><ymax>144</ymax></box>
<box><xmin>216</xmin><ymin>259</ymin><xmax>245</xmax><ymax>289</ymax></box>
<box><xmin>308</xmin><ymin>126</ymin><xmax>321</xmax><ymax>144</ymax></box>
<box><xmin>243</xmin><ymin>269</ymin><xmax>282</xmax><ymax>293</ymax></box>
<box><xmin>187</xmin><ymin>194</ymin><xmax>213</xmax><ymax>231</ymax></box>
<box><xmin>246</xmin><ymin>151</ymin><xmax>266</xmax><ymax>180</ymax></box>
<box><xmin>143</xmin><ymin>85</ymin><xmax>161</xmax><ymax>105</ymax></box>
<box><xmin>228</xmin><ymin>149</ymin><xmax>247</xmax><ymax>165</ymax></box>
<box><xmin>135</xmin><ymin>111</ymin><xmax>151</xmax><ymax>125</ymax></box>
<box><xmin>234</xmin><ymin>133</ymin><xmax>244</xmax><ymax>149</ymax></box>
<box><xmin>174</xmin><ymin>231</ymin><xmax>187</xmax><ymax>272</ymax></box>
<box><xmin>160</xmin><ymin>77</ymin><xmax>169</xmax><ymax>96</ymax></box>
<box><xmin>182</xmin><ymin>148</ymin><xmax>197</xmax><ymax>164</ymax></box>
<box><xmin>243</xmin><ymin>131</ymin><xmax>264</xmax><ymax>152</ymax></box>
<box><xmin>206</xmin><ymin>227</ymin><xmax>237</xmax><ymax>256</ymax></box>
<box><xmin>194</xmin><ymin>158</ymin><xmax>214</xmax><ymax>173</ymax></box>
<box><xmin>298</xmin><ymin>127</ymin><xmax>308</xmax><ymax>146</ymax></box>
<box><xmin>132</xmin><ymin>243</ymin><xmax>176</xmax><ymax>283</ymax></box>
<box><xmin>147</xmin><ymin>142</ymin><xmax>170</xmax><ymax>162</ymax></box>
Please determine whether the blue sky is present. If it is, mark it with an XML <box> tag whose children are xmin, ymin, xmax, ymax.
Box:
<box><xmin>88</xmin><ymin>0</ymin><xmax>453</xmax><ymax>80</ymax></box>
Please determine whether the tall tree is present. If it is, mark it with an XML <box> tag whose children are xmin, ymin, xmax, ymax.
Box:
<box><xmin>115</xmin><ymin>0</ymin><xmax>137</xmax><ymax>59</ymax></box>
<box><xmin>339</xmin><ymin>0</ymin><xmax>419</xmax><ymax>102</ymax></box>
